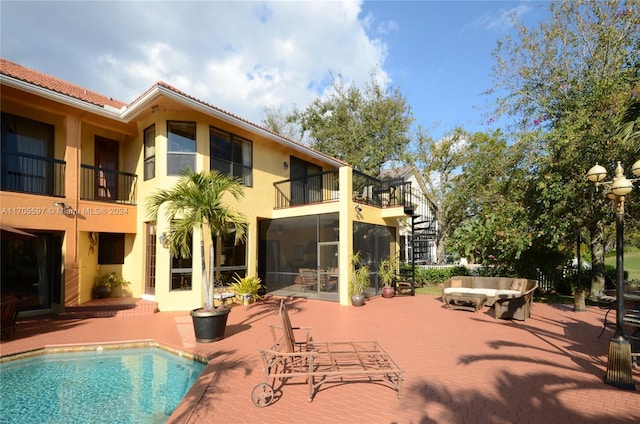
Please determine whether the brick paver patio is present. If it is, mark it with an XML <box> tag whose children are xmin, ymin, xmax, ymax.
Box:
<box><xmin>1</xmin><ymin>294</ymin><xmax>639</xmax><ymax>423</ymax></box>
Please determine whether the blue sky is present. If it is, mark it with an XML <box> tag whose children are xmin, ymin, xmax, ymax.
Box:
<box><xmin>1</xmin><ymin>1</ymin><xmax>547</xmax><ymax>140</ymax></box>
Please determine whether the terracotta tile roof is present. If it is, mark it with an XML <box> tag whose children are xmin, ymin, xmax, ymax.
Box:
<box><xmin>0</xmin><ymin>58</ymin><xmax>126</xmax><ymax>109</ymax></box>
<box><xmin>1</xmin><ymin>57</ymin><xmax>346</xmax><ymax>166</ymax></box>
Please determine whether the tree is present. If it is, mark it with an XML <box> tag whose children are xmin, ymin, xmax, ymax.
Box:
<box><xmin>263</xmin><ymin>70</ymin><xmax>414</xmax><ymax>176</ymax></box>
<box><xmin>408</xmin><ymin>127</ymin><xmax>467</xmax><ymax>264</ymax></box>
<box><xmin>490</xmin><ymin>0</ymin><xmax>640</xmax><ymax>297</ymax></box>
<box><xmin>146</xmin><ymin>170</ymin><xmax>248</xmax><ymax>310</ymax></box>
<box><xmin>409</xmin><ymin>127</ymin><xmax>517</xmax><ymax>266</ymax></box>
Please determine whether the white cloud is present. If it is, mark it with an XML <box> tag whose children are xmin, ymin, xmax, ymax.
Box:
<box><xmin>464</xmin><ymin>4</ymin><xmax>533</xmax><ymax>33</ymax></box>
<box><xmin>1</xmin><ymin>0</ymin><xmax>389</xmax><ymax>125</ymax></box>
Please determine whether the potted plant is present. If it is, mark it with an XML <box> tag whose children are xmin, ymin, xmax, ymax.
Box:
<box><xmin>350</xmin><ymin>251</ymin><xmax>370</xmax><ymax>306</ymax></box>
<box><xmin>92</xmin><ymin>273</ymin><xmax>112</xmax><ymax>299</ymax></box>
<box><xmin>378</xmin><ymin>255</ymin><xmax>398</xmax><ymax>298</ymax></box>
<box><xmin>147</xmin><ymin>169</ymin><xmax>248</xmax><ymax>343</ymax></box>
<box><xmin>229</xmin><ymin>274</ymin><xmax>263</xmax><ymax>306</ymax></box>
<box><xmin>94</xmin><ymin>272</ymin><xmax>132</xmax><ymax>298</ymax></box>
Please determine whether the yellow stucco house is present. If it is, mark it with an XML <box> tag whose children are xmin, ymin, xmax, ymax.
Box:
<box><xmin>0</xmin><ymin>58</ymin><xmax>433</xmax><ymax>314</ymax></box>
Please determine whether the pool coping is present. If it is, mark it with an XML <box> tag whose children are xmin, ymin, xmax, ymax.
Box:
<box><xmin>0</xmin><ymin>339</ymin><xmax>210</xmax><ymax>365</ymax></box>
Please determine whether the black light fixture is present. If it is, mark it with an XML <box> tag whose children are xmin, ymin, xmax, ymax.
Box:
<box><xmin>284</xmin><ymin>161</ymin><xmax>289</xmax><ymax>170</ymax></box>
<box><xmin>587</xmin><ymin>159</ymin><xmax>640</xmax><ymax>390</ymax></box>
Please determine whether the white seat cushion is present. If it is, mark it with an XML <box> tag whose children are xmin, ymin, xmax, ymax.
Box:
<box><xmin>444</xmin><ymin>288</ymin><xmax>497</xmax><ymax>298</ymax></box>
<box><xmin>443</xmin><ymin>287</ymin><xmax>475</xmax><ymax>294</ymax></box>
<box><xmin>495</xmin><ymin>289</ymin><xmax>522</xmax><ymax>299</ymax></box>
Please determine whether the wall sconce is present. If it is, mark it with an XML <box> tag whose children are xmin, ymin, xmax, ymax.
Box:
<box><xmin>159</xmin><ymin>232</ymin><xmax>169</xmax><ymax>248</ymax></box>
<box><xmin>52</xmin><ymin>201</ymin><xmax>70</xmax><ymax>209</ymax></box>
<box><xmin>284</xmin><ymin>161</ymin><xmax>289</xmax><ymax>170</ymax></box>
<box><xmin>151</xmin><ymin>105</ymin><xmax>159</xmax><ymax>114</ymax></box>
<box><xmin>354</xmin><ymin>204</ymin><xmax>362</xmax><ymax>213</ymax></box>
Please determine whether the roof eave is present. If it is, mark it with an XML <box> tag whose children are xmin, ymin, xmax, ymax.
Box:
<box><xmin>123</xmin><ymin>85</ymin><xmax>345</xmax><ymax>168</ymax></box>
<box><xmin>1</xmin><ymin>74</ymin><xmax>124</xmax><ymax>120</ymax></box>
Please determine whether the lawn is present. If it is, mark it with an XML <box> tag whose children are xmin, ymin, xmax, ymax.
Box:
<box><xmin>606</xmin><ymin>249</ymin><xmax>640</xmax><ymax>282</ymax></box>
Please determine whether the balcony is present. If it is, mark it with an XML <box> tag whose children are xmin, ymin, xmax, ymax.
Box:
<box><xmin>274</xmin><ymin>170</ymin><xmax>340</xmax><ymax>209</ymax></box>
<box><xmin>80</xmin><ymin>165</ymin><xmax>137</xmax><ymax>205</ymax></box>
<box><xmin>1</xmin><ymin>151</ymin><xmax>65</xmax><ymax>197</ymax></box>
<box><xmin>273</xmin><ymin>168</ymin><xmax>412</xmax><ymax>210</ymax></box>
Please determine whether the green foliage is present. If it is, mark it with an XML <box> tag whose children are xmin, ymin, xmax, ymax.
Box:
<box><xmin>263</xmin><ymin>70</ymin><xmax>414</xmax><ymax>176</ymax></box>
<box><xmin>378</xmin><ymin>255</ymin><xmax>399</xmax><ymax>287</ymax></box>
<box><xmin>414</xmin><ymin>266</ymin><xmax>469</xmax><ymax>286</ymax></box>
<box><xmin>229</xmin><ymin>274</ymin><xmax>263</xmax><ymax>302</ymax></box>
<box><xmin>473</xmin><ymin>0</ymin><xmax>640</xmax><ymax>294</ymax></box>
<box><xmin>350</xmin><ymin>251</ymin><xmax>371</xmax><ymax>295</ymax></box>
<box><xmin>93</xmin><ymin>272</ymin><xmax>131</xmax><ymax>298</ymax></box>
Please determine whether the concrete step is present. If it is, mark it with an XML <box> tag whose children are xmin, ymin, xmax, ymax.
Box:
<box><xmin>62</xmin><ymin>298</ymin><xmax>158</xmax><ymax>318</ymax></box>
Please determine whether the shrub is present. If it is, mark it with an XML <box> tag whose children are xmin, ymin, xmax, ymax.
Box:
<box><xmin>414</xmin><ymin>266</ymin><xmax>469</xmax><ymax>287</ymax></box>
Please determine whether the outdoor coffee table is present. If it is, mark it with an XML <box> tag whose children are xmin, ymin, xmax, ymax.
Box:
<box><xmin>446</xmin><ymin>292</ymin><xmax>488</xmax><ymax>312</ymax></box>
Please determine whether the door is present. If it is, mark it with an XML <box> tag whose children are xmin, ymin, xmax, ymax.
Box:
<box><xmin>318</xmin><ymin>242</ymin><xmax>339</xmax><ymax>297</ymax></box>
<box><xmin>290</xmin><ymin>156</ymin><xmax>322</xmax><ymax>206</ymax></box>
<box><xmin>95</xmin><ymin>136</ymin><xmax>119</xmax><ymax>200</ymax></box>
<box><xmin>144</xmin><ymin>223</ymin><xmax>156</xmax><ymax>296</ymax></box>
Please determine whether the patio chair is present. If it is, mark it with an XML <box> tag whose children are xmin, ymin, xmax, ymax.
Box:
<box><xmin>299</xmin><ymin>269</ymin><xmax>317</xmax><ymax>291</ymax></box>
<box><xmin>1</xmin><ymin>297</ymin><xmax>23</xmax><ymax>339</ymax></box>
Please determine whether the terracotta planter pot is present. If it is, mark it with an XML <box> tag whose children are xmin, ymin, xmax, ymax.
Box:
<box><xmin>190</xmin><ymin>307</ymin><xmax>230</xmax><ymax>343</ymax></box>
<box><xmin>382</xmin><ymin>286</ymin><xmax>395</xmax><ymax>298</ymax></box>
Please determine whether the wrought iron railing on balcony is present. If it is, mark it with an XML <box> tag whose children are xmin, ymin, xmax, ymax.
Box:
<box><xmin>80</xmin><ymin>164</ymin><xmax>137</xmax><ymax>205</ymax></box>
<box><xmin>1</xmin><ymin>151</ymin><xmax>66</xmax><ymax>197</ymax></box>
<box><xmin>352</xmin><ymin>170</ymin><xmax>411</xmax><ymax>208</ymax></box>
<box><xmin>274</xmin><ymin>170</ymin><xmax>339</xmax><ymax>209</ymax></box>
<box><xmin>274</xmin><ymin>169</ymin><xmax>413</xmax><ymax>210</ymax></box>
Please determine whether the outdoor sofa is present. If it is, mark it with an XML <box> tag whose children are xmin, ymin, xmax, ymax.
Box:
<box><xmin>439</xmin><ymin>276</ymin><xmax>538</xmax><ymax>321</ymax></box>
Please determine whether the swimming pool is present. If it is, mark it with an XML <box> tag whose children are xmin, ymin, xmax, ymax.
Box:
<box><xmin>0</xmin><ymin>346</ymin><xmax>206</xmax><ymax>424</ymax></box>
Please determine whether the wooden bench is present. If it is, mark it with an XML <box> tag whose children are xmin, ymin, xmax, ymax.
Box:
<box><xmin>252</xmin><ymin>300</ymin><xmax>404</xmax><ymax>407</ymax></box>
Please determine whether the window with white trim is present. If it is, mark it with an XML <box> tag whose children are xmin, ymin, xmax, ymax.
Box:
<box><xmin>167</xmin><ymin>121</ymin><xmax>196</xmax><ymax>175</ymax></box>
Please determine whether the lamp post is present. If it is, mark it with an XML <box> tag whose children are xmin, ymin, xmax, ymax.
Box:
<box><xmin>587</xmin><ymin>159</ymin><xmax>640</xmax><ymax>390</ymax></box>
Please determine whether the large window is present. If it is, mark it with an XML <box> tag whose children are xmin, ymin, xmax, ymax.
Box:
<box><xmin>1</xmin><ymin>233</ymin><xmax>63</xmax><ymax>311</ymax></box>
<box><xmin>171</xmin><ymin>232</ymin><xmax>193</xmax><ymax>291</ymax></box>
<box><xmin>353</xmin><ymin>222</ymin><xmax>395</xmax><ymax>292</ymax></box>
<box><xmin>144</xmin><ymin>125</ymin><xmax>155</xmax><ymax>180</ymax></box>
<box><xmin>258</xmin><ymin>214</ymin><xmax>339</xmax><ymax>301</ymax></box>
<box><xmin>167</xmin><ymin>121</ymin><xmax>196</xmax><ymax>176</ymax></box>
<box><xmin>98</xmin><ymin>233</ymin><xmax>125</xmax><ymax>265</ymax></box>
<box><xmin>210</xmin><ymin>127</ymin><xmax>252</xmax><ymax>186</ymax></box>
<box><xmin>1</xmin><ymin>112</ymin><xmax>60</xmax><ymax>195</ymax></box>
<box><xmin>216</xmin><ymin>235</ymin><xmax>247</xmax><ymax>284</ymax></box>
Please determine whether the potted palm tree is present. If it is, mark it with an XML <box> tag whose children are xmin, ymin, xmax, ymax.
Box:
<box><xmin>350</xmin><ymin>251</ymin><xmax>370</xmax><ymax>306</ymax></box>
<box><xmin>147</xmin><ymin>169</ymin><xmax>248</xmax><ymax>343</ymax></box>
<box><xmin>378</xmin><ymin>255</ymin><xmax>398</xmax><ymax>298</ymax></box>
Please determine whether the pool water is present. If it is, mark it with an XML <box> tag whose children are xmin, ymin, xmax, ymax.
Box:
<box><xmin>0</xmin><ymin>348</ymin><xmax>206</xmax><ymax>424</ymax></box>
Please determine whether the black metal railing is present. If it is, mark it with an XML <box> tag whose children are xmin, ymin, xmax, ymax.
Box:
<box><xmin>352</xmin><ymin>170</ymin><xmax>411</xmax><ymax>208</ymax></box>
<box><xmin>1</xmin><ymin>151</ymin><xmax>66</xmax><ymax>197</ymax></box>
<box><xmin>80</xmin><ymin>164</ymin><xmax>137</xmax><ymax>205</ymax></box>
<box><xmin>274</xmin><ymin>170</ymin><xmax>340</xmax><ymax>209</ymax></box>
